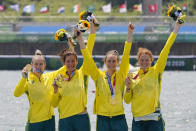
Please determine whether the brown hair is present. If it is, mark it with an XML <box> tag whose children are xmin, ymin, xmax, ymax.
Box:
<box><xmin>58</xmin><ymin>48</ymin><xmax>78</xmax><ymax>63</ymax></box>
<box><xmin>104</xmin><ymin>50</ymin><xmax>120</xmax><ymax>62</ymax></box>
<box><xmin>137</xmin><ymin>48</ymin><xmax>153</xmax><ymax>62</ymax></box>
<box><xmin>32</xmin><ymin>49</ymin><xmax>45</xmax><ymax>63</ymax></box>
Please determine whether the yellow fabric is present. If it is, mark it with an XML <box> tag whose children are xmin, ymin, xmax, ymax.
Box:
<box><xmin>14</xmin><ymin>66</ymin><xmax>65</xmax><ymax>123</ymax></box>
<box><xmin>51</xmin><ymin>34</ymin><xmax>96</xmax><ymax>119</ymax></box>
<box><xmin>124</xmin><ymin>32</ymin><xmax>177</xmax><ymax>117</ymax></box>
<box><xmin>86</xmin><ymin>34</ymin><xmax>96</xmax><ymax>55</ymax></box>
<box><xmin>81</xmin><ymin>41</ymin><xmax>132</xmax><ymax>117</ymax></box>
<box><xmin>51</xmin><ymin>69</ymin><xmax>88</xmax><ymax>119</ymax></box>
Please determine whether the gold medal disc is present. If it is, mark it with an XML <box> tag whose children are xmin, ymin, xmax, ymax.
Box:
<box><xmin>25</xmin><ymin>64</ymin><xmax>32</xmax><ymax>72</ymax></box>
<box><xmin>110</xmin><ymin>97</ymin><xmax>116</xmax><ymax>105</ymax></box>
<box><xmin>127</xmin><ymin>72</ymin><xmax>134</xmax><ymax>79</ymax></box>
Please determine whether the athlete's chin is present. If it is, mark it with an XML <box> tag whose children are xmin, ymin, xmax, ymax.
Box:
<box><xmin>68</xmin><ymin>67</ymin><xmax>76</xmax><ymax>72</ymax></box>
<box><xmin>108</xmin><ymin>68</ymin><xmax>116</xmax><ymax>72</ymax></box>
<box><xmin>141</xmin><ymin>66</ymin><xmax>150</xmax><ymax>70</ymax></box>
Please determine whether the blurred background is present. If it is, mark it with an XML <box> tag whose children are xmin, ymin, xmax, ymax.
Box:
<box><xmin>0</xmin><ymin>1</ymin><xmax>196</xmax><ymax>131</ymax></box>
<box><xmin>0</xmin><ymin>0</ymin><xmax>195</xmax><ymax>70</ymax></box>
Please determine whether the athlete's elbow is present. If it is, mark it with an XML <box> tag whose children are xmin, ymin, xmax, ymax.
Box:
<box><xmin>124</xmin><ymin>101</ymin><xmax>130</xmax><ymax>104</ymax></box>
<box><xmin>13</xmin><ymin>92</ymin><xmax>21</xmax><ymax>97</ymax></box>
<box><xmin>51</xmin><ymin>103</ymin><xmax>58</xmax><ymax>108</ymax></box>
<box><xmin>51</xmin><ymin>100</ymin><xmax>59</xmax><ymax>108</ymax></box>
<box><xmin>124</xmin><ymin>98</ymin><xmax>131</xmax><ymax>104</ymax></box>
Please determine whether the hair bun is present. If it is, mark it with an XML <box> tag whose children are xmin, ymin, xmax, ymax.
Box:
<box><xmin>35</xmin><ymin>49</ymin><xmax>42</xmax><ymax>56</ymax></box>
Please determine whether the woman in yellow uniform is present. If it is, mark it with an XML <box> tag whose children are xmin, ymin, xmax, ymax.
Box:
<box><xmin>51</xmin><ymin>21</ymin><xmax>97</xmax><ymax>131</ymax></box>
<box><xmin>78</xmin><ymin>22</ymin><xmax>134</xmax><ymax>131</ymax></box>
<box><xmin>14</xmin><ymin>50</ymin><xmax>66</xmax><ymax>131</ymax></box>
<box><xmin>124</xmin><ymin>22</ymin><xmax>182</xmax><ymax>131</ymax></box>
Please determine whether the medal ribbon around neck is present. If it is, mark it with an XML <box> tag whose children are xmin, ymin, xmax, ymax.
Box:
<box><xmin>33</xmin><ymin>68</ymin><xmax>43</xmax><ymax>74</ymax></box>
<box><xmin>64</xmin><ymin>71</ymin><xmax>75</xmax><ymax>81</ymax></box>
<box><xmin>106</xmin><ymin>73</ymin><xmax>116</xmax><ymax>97</ymax></box>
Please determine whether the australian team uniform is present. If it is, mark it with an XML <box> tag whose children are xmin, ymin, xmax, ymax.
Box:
<box><xmin>51</xmin><ymin>34</ymin><xmax>96</xmax><ymax>131</ymax></box>
<box><xmin>124</xmin><ymin>32</ymin><xmax>177</xmax><ymax>131</ymax></box>
<box><xmin>81</xmin><ymin>41</ymin><xmax>132</xmax><ymax>131</ymax></box>
<box><xmin>14</xmin><ymin>67</ymin><xmax>65</xmax><ymax>131</ymax></box>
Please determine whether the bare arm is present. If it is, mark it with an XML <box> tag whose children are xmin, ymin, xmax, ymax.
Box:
<box><xmin>74</xmin><ymin>30</ymin><xmax>86</xmax><ymax>49</ymax></box>
<box><xmin>67</xmin><ymin>38</ymin><xmax>75</xmax><ymax>52</ymax></box>
<box><xmin>173</xmin><ymin>22</ymin><xmax>181</xmax><ymax>34</ymax></box>
<box><xmin>127</xmin><ymin>22</ymin><xmax>134</xmax><ymax>42</ymax></box>
<box><xmin>90</xmin><ymin>17</ymin><xmax>98</xmax><ymax>34</ymax></box>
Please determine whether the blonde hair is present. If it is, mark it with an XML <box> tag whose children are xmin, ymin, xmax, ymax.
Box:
<box><xmin>104</xmin><ymin>50</ymin><xmax>120</xmax><ymax>62</ymax></box>
<box><xmin>32</xmin><ymin>49</ymin><xmax>45</xmax><ymax>63</ymax></box>
<box><xmin>58</xmin><ymin>48</ymin><xmax>78</xmax><ymax>63</ymax></box>
<box><xmin>35</xmin><ymin>49</ymin><xmax>42</xmax><ymax>56</ymax></box>
<box><xmin>137</xmin><ymin>48</ymin><xmax>153</xmax><ymax>62</ymax></box>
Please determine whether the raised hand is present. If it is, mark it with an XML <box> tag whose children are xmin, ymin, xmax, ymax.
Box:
<box><xmin>22</xmin><ymin>67</ymin><xmax>28</xmax><ymax>78</ymax></box>
<box><xmin>125</xmin><ymin>77</ymin><xmax>131</xmax><ymax>92</ymax></box>
<box><xmin>128</xmin><ymin>22</ymin><xmax>135</xmax><ymax>32</ymax></box>
<box><xmin>74</xmin><ymin>29</ymin><xmax>86</xmax><ymax>49</ymax></box>
<box><xmin>53</xmin><ymin>79</ymin><xmax>58</xmax><ymax>93</ymax></box>
<box><xmin>67</xmin><ymin>38</ymin><xmax>75</xmax><ymax>51</ymax></box>
<box><xmin>90</xmin><ymin>17</ymin><xmax>99</xmax><ymax>34</ymax></box>
<box><xmin>22</xmin><ymin>64</ymin><xmax>31</xmax><ymax>78</ymax></box>
<box><xmin>74</xmin><ymin>29</ymin><xmax>82</xmax><ymax>41</ymax></box>
<box><xmin>173</xmin><ymin>20</ymin><xmax>182</xmax><ymax>34</ymax></box>
<box><xmin>127</xmin><ymin>22</ymin><xmax>135</xmax><ymax>43</ymax></box>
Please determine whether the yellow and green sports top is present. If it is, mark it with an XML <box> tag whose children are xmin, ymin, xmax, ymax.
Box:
<box><xmin>14</xmin><ymin>34</ymin><xmax>95</xmax><ymax>123</ymax></box>
<box><xmin>124</xmin><ymin>32</ymin><xmax>177</xmax><ymax>118</ymax></box>
<box><xmin>81</xmin><ymin>41</ymin><xmax>132</xmax><ymax>117</ymax></box>
<box><xmin>51</xmin><ymin>34</ymin><xmax>96</xmax><ymax>119</ymax></box>
<box><xmin>13</xmin><ymin>67</ymin><xmax>65</xmax><ymax>123</ymax></box>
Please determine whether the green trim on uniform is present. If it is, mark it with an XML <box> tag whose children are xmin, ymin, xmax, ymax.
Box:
<box><xmin>25</xmin><ymin>116</ymin><xmax>55</xmax><ymax>131</ymax></box>
<box><xmin>59</xmin><ymin>113</ymin><xmax>90</xmax><ymax>131</ymax></box>
<box><xmin>132</xmin><ymin>116</ymin><xmax>165</xmax><ymax>131</ymax></box>
<box><xmin>84</xmin><ymin>75</ymin><xmax>88</xmax><ymax>92</ymax></box>
<box><xmin>158</xmin><ymin>73</ymin><xmax>161</xmax><ymax>86</ymax></box>
<box><xmin>96</xmin><ymin>114</ymin><xmax>128</xmax><ymax>131</ymax></box>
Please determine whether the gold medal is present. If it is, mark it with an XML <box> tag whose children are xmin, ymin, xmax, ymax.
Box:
<box><xmin>127</xmin><ymin>72</ymin><xmax>133</xmax><ymax>79</ymax></box>
<box><xmin>55</xmin><ymin>74</ymin><xmax>64</xmax><ymax>88</ymax></box>
<box><xmin>25</xmin><ymin>64</ymin><xmax>32</xmax><ymax>72</ymax></box>
<box><xmin>110</xmin><ymin>97</ymin><xmax>116</xmax><ymax>105</ymax></box>
<box><xmin>57</xmin><ymin>74</ymin><xmax>64</xmax><ymax>82</ymax></box>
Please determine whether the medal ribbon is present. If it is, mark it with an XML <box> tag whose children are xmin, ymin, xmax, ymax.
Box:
<box><xmin>64</xmin><ymin>71</ymin><xmax>75</xmax><ymax>81</ymax></box>
<box><xmin>33</xmin><ymin>68</ymin><xmax>43</xmax><ymax>74</ymax></box>
<box><xmin>132</xmin><ymin>68</ymin><xmax>149</xmax><ymax>80</ymax></box>
<box><xmin>106</xmin><ymin>73</ymin><xmax>116</xmax><ymax>97</ymax></box>
<box><xmin>132</xmin><ymin>73</ymin><xmax>139</xmax><ymax>80</ymax></box>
